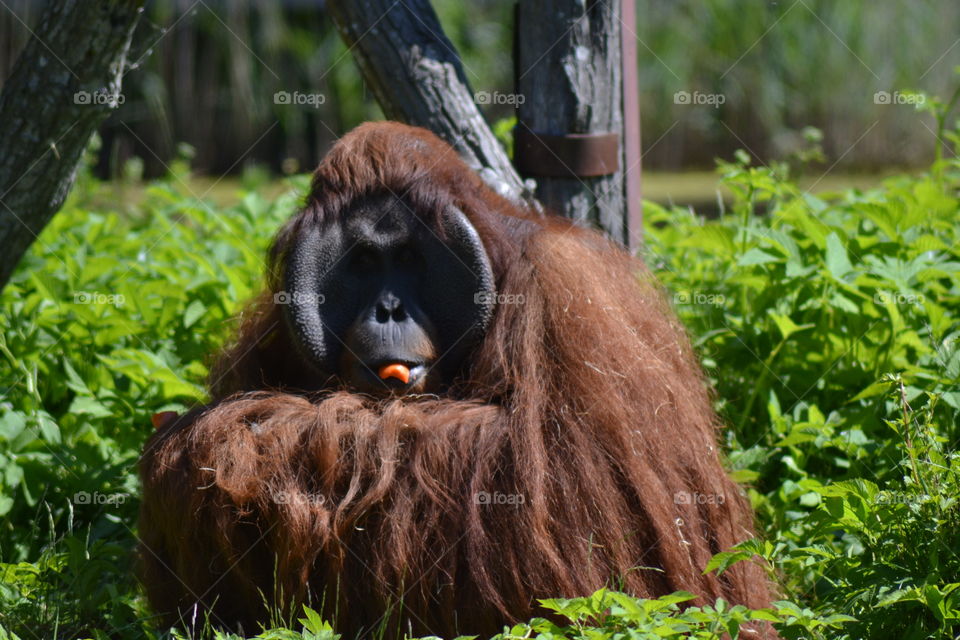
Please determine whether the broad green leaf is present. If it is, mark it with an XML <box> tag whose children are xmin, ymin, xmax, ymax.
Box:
<box><xmin>824</xmin><ymin>232</ymin><xmax>854</xmax><ymax>280</ymax></box>
<box><xmin>737</xmin><ymin>248</ymin><xmax>780</xmax><ymax>266</ymax></box>
<box><xmin>183</xmin><ymin>299</ymin><xmax>207</xmax><ymax>329</ymax></box>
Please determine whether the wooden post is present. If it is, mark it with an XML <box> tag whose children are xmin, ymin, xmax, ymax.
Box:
<box><xmin>515</xmin><ymin>0</ymin><xmax>641</xmax><ymax>246</ymax></box>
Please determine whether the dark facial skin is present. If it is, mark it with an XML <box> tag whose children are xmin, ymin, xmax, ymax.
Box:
<box><xmin>337</xmin><ymin>240</ymin><xmax>440</xmax><ymax>394</ymax></box>
<box><xmin>284</xmin><ymin>193</ymin><xmax>496</xmax><ymax>397</ymax></box>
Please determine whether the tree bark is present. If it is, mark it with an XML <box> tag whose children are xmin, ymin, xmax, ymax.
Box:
<box><xmin>0</xmin><ymin>0</ymin><xmax>146</xmax><ymax>289</ymax></box>
<box><xmin>325</xmin><ymin>0</ymin><xmax>534</xmax><ymax>207</ymax></box>
<box><xmin>516</xmin><ymin>0</ymin><xmax>631</xmax><ymax>244</ymax></box>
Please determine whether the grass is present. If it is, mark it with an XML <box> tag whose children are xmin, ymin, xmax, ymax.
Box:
<box><xmin>641</xmin><ymin>170</ymin><xmax>896</xmax><ymax>214</ymax></box>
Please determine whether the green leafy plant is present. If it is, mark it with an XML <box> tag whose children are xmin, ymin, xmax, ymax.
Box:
<box><xmin>1</xmin><ymin>100</ymin><xmax>958</xmax><ymax>639</ymax></box>
<box><xmin>0</xmin><ymin>174</ymin><xmax>306</xmax><ymax>637</ymax></box>
<box><xmin>645</xmin><ymin>97</ymin><xmax>960</xmax><ymax>639</ymax></box>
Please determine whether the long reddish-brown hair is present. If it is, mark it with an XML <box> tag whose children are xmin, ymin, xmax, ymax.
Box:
<box><xmin>139</xmin><ymin>122</ymin><xmax>774</xmax><ymax>638</ymax></box>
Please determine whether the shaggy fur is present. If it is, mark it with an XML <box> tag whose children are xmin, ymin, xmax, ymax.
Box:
<box><xmin>139</xmin><ymin>122</ymin><xmax>774</xmax><ymax>637</ymax></box>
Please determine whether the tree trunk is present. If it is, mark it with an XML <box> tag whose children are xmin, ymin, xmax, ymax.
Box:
<box><xmin>515</xmin><ymin>0</ymin><xmax>635</xmax><ymax>245</ymax></box>
<box><xmin>325</xmin><ymin>0</ymin><xmax>533</xmax><ymax>207</ymax></box>
<box><xmin>0</xmin><ymin>0</ymin><xmax>146</xmax><ymax>289</ymax></box>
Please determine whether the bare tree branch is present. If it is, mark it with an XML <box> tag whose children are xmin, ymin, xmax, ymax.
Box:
<box><xmin>326</xmin><ymin>0</ymin><xmax>534</xmax><ymax>207</ymax></box>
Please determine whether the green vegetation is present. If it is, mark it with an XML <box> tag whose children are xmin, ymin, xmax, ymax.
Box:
<box><xmin>645</xmin><ymin>136</ymin><xmax>960</xmax><ymax>638</ymax></box>
<box><xmin>1</xmin><ymin>101</ymin><xmax>959</xmax><ymax>638</ymax></box>
<box><xmin>0</xmin><ymin>161</ymin><xmax>304</xmax><ymax>637</ymax></box>
<box><xmin>635</xmin><ymin>1</ymin><xmax>959</xmax><ymax>169</ymax></box>
<box><xmin>2</xmin><ymin>1</ymin><xmax>949</xmax><ymax>178</ymax></box>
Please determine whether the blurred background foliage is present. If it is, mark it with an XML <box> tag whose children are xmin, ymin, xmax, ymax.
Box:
<box><xmin>1</xmin><ymin>0</ymin><xmax>956</xmax><ymax>179</ymax></box>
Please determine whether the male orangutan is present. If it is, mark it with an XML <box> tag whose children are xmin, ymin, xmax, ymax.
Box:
<box><xmin>139</xmin><ymin>121</ymin><xmax>774</xmax><ymax>637</ymax></box>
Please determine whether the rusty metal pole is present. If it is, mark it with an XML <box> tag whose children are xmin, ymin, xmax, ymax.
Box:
<box><xmin>622</xmin><ymin>0</ymin><xmax>644</xmax><ymax>251</ymax></box>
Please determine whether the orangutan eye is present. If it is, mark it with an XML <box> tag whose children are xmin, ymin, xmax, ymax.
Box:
<box><xmin>395</xmin><ymin>245</ymin><xmax>419</xmax><ymax>267</ymax></box>
<box><xmin>351</xmin><ymin>247</ymin><xmax>378</xmax><ymax>271</ymax></box>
